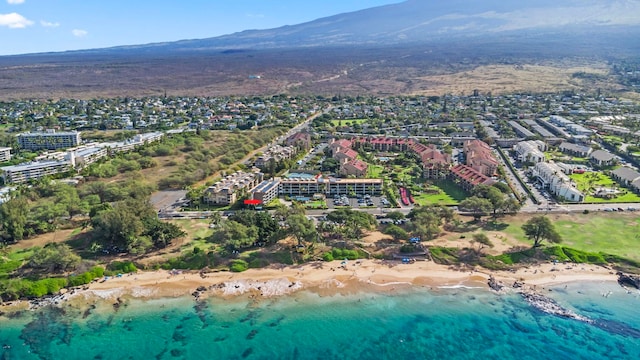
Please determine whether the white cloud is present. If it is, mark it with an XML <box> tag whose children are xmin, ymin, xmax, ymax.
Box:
<box><xmin>7</xmin><ymin>0</ymin><xmax>26</xmax><ymax>4</ymax></box>
<box><xmin>40</xmin><ymin>20</ymin><xmax>59</xmax><ymax>28</ymax></box>
<box><xmin>72</xmin><ymin>29</ymin><xmax>88</xmax><ymax>37</ymax></box>
<box><xmin>0</xmin><ymin>12</ymin><xmax>33</xmax><ymax>28</ymax></box>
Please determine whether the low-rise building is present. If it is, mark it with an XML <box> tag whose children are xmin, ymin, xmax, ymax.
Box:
<box><xmin>463</xmin><ymin>140</ymin><xmax>498</xmax><ymax>176</ymax></box>
<box><xmin>339</xmin><ymin>159</ymin><xmax>368</xmax><ymax>177</ymax></box>
<box><xmin>514</xmin><ymin>140</ymin><xmax>546</xmax><ymax>164</ymax></box>
<box><xmin>254</xmin><ymin>145</ymin><xmax>295</xmax><ymax>169</ymax></box>
<box><xmin>449</xmin><ymin>164</ymin><xmax>496</xmax><ymax>192</ymax></box>
<box><xmin>277</xmin><ymin>176</ymin><xmax>382</xmax><ymax>197</ymax></box>
<box><xmin>203</xmin><ymin>170</ymin><xmax>264</xmax><ymax>205</ymax></box>
<box><xmin>0</xmin><ymin>160</ymin><xmax>71</xmax><ymax>184</ymax></box>
<box><xmin>558</xmin><ymin>142</ymin><xmax>592</xmax><ymax>157</ymax></box>
<box><xmin>286</xmin><ymin>132</ymin><xmax>312</xmax><ymax>150</ymax></box>
<box><xmin>589</xmin><ymin>150</ymin><xmax>616</xmax><ymax>167</ymax></box>
<box><xmin>610</xmin><ymin>167</ymin><xmax>640</xmax><ymax>193</ymax></box>
<box><xmin>532</xmin><ymin>162</ymin><xmax>584</xmax><ymax>202</ymax></box>
<box><xmin>251</xmin><ymin>179</ymin><xmax>281</xmax><ymax>205</ymax></box>
<box><xmin>0</xmin><ymin>147</ymin><xmax>11</xmax><ymax>162</ymax></box>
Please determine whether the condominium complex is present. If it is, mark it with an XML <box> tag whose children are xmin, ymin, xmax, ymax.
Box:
<box><xmin>532</xmin><ymin>162</ymin><xmax>584</xmax><ymax>202</ymax></box>
<box><xmin>18</xmin><ymin>130</ymin><xmax>81</xmax><ymax>150</ymax></box>
<box><xmin>203</xmin><ymin>170</ymin><xmax>264</xmax><ymax>205</ymax></box>
<box><xmin>514</xmin><ymin>140</ymin><xmax>546</xmax><ymax>164</ymax></box>
<box><xmin>269</xmin><ymin>176</ymin><xmax>383</xmax><ymax>197</ymax></box>
<box><xmin>463</xmin><ymin>140</ymin><xmax>498</xmax><ymax>176</ymax></box>
<box><xmin>0</xmin><ymin>160</ymin><xmax>71</xmax><ymax>184</ymax></box>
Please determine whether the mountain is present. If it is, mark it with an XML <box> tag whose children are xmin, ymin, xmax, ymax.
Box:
<box><xmin>1</xmin><ymin>0</ymin><xmax>639</xmax><ymax>99</ymax></box>
<box><xmin>103</xmin><ymin>0</ymin><xmax>640</xmax><ymax>53</ymax></box>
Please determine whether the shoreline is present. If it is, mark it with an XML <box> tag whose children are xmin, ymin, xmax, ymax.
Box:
<box><xmin>0</xmin><ymin>260</ymin><xmax>620</xmax><ymax>312</ymax></box>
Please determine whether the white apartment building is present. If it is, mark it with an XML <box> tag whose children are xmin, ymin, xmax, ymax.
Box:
<box><xmin>0</xmin><ymin>160</ymin><xmax>71</xmax><ymax>184</ymax></box>
<box><xmin>18</xmin><ymin>130</ymin><xmax>81</xmax><ymax>150</ymax></box>
<box><xmin>514</xmin><ymin>140</ymin><xmax>546</xmax><ymax>163</ymax></box>
<box><xmin>0</xmin><ymin>147</ymin><xmax>11</xmax><ymax>162</ymax></box>
<box><xmin>532</xmin><ymin>162</ymin><xmax>584</xmax><ymax>202</ymax></box>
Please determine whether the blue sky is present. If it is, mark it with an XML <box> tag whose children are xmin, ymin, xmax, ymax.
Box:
<box><xmin>0</xmin><ymin>0</ymin><xmax>402</xmax><ymax>56</ymax></box>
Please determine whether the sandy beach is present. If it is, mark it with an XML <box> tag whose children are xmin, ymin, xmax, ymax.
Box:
<box><xmin>0</xmin><ymin>259</ymin><xmax>619</xmax><ymax>313</ymax></box>
<box><xmin>46</xmin><ymin>260</ymin><xmax>620</xmax><ymax>304</ymax></box>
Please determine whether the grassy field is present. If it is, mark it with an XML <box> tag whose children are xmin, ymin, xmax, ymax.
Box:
<box><xmin>413</xmin><ymin>181</ymin><xmax>467</xmax><ymax>206</ymax></box>
<box><xmin>367</xmin><ymin>164</ymin><xmax>384</xmax><ymax>178</ymax></box>
<box><xmin>570</xmin><ymin>172</ymin><xmax>640</xmax><ymax>203</ymax></box>
<box><xmin>498</xmin><ymin>213</ymin><xmax>640</xmax><ymax>261</ymax></box>
<box><xmin>331</xmin><ymin>119</ymin><xmax>368</xmax><ymax>127</ymax></box>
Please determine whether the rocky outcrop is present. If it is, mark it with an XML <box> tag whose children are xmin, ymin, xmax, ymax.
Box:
<box><xmin>521</xmin><ymin>291</ymin><xmax>593</xmax><ymax>323</ymax></box>
<box><xmin>617</xmin><ymin>272</ymin><xmax>640</xmax><ymax>289</ymax></box>
<box><xmin>487</xmin><ymin>276</ymin><xmax>503</xmax><ymax>291</ymax></box>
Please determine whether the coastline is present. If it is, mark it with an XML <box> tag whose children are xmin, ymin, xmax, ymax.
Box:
<box><xmin>0</xmin><ymin>260</ymin><xmax>619</xmax><ymax>313</ymax></box>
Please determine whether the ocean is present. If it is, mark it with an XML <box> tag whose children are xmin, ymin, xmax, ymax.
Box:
<box><xmin>1</xmin><ymin>281</ymin><xmax>639</xmax><ymax>360</ymax></box>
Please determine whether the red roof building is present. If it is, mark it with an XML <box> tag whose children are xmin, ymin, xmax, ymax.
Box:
<box><xmin>463</xmin><ymin>140</ymin><xmax>498</xmax><ymax>176</ymax></box>
<box><xmin>449</xmin><ymin>164</ymin><xmax>496</xmax><ymax>192</ymax></box>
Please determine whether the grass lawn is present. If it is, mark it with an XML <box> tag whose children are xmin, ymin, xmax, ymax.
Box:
<box><xmin>330</xmin><ymin>119</ymin><xmax>368</xmax><ymax>127</ymax></box>
<box><xmin>498</xmin><ymin>213</ymin><xmax>640</xmax><ymax>261</ymax></box>
<box><xmin>305</xmin><ymin>200</ymin><xmax>327</xmax><ymax>209</ymax></box>
<box><xmin>413</xmin><ymin>181</ymin><xmax>467</xmax><ymax>206</ymax></box>
<box><xmin>367</xmin><ymin>164</ymin><xmax>384</xmax><ymax>178</ymax></box>
<box><xmin>570</xmin><ymin>172</ymin><xmax>640</xmax><ymax>203</ymax></box>
<box><xmin>168</xmin><ymin>219</ymin><xmax>214</xmax><ymax>241</ymax></box>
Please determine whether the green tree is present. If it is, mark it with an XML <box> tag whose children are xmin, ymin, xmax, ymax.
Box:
<box><xmin>212</xmin><ymin>220</ymin><xmax>258</xmax><ymax>251</ymax></box>
<box><xmin>145</xmin><ymin>220</ymin><xmax>186</xmax><ymax>248</ymax></box>
<box><xmin>521</xmin><ymin>216</ymin><xmax>562</xmax><ymax>248</ymax></box>
<box><xmin>470</xmin><ymin>232</ymin><xmax>493</xmax><ymax>255</ymax></box>
<box><xmin>285</xmin><ymin>214</ymin><xmax>317</xmax><ymax>246</ymax></box>
<box><xmin>459</xmin><ymin>196</ymin><xmax>492</xmax><ymax>221</ymax></box>
<box><xmin>0</xmin><ymin>197</ymin><xmax>29</xmax><ymax>242</ymax></box>
<box><xmin>385</xmin><ymin>211</ymin><xmax>405</xmax><ymax>221</ymax></box>
<box><xmin>383</xmin><ymin>224</ymin><xmax>409</xmax><ymax>241</ymax></box>
<box><xmin>29</xmin><ymin>243</ymin><xmax>81</xmax><ymax>273</ymax></box>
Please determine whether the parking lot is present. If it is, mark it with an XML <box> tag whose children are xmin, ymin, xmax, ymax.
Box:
<box><xmin>326</xmin><ymin>194</ymin><xmax>387</xmax><ymax>209</ymax></box>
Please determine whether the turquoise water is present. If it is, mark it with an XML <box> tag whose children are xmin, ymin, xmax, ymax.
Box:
<box><xmin>1</xmin><ymin>281</ymin><xmax>639</xmax><ymax>360</ymax></box>
<box><xmin>286</xmin><ymin>173</ymin><xmax>316</xmax><ymax>179</ymax></box>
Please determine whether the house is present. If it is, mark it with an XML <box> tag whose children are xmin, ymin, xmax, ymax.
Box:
<box><xmin>339</xmin><ymin>159</ymin><xmax>368</xmax><ymax>177</ymax></box>
<box><xmin>558</xmin><ymin>142</ymin><xmax>592</xmax><ymax>157</ymax></box>
<box><xmin>463</xmin><ymin>140</ymin><xmax>498</xmax><ymax>176</ymax></box>
<box><xmin>589</xmin><ymin>150</ymin><xmax>616</xmax><ymax>167</ymax></box>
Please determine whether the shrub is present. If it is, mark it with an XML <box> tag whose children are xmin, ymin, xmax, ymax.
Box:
<box><xmin>108</xmin><ymin>261</ymin><xmax>138</xmax><ymax>273</ymax></box>
<box><xmin>322</xmin><ymin>252</ymin><xmax>334</xmax><ymax>262</ymax></box>
<box><xmin>248</xmin><ymin>258</ymin><xmax>269</xmax><ymax>269</ymax></box>
<box><xmin>230</xmin><ymin>259</ymin><xmax>249</xmax><ymax>272</ymax></box>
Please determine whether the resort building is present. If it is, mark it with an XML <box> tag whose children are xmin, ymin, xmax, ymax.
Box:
<box><xmin>0</xmin><ymin>147</ymin><xmax>11</xmax><ymax>162</ymax></box>
<box><xmin>449</xmin><ymin>164</ymin><xmax>496</xmax><ymax>192</ymax></box>
<box><xmin>531</xmin><ymin>162</ymin><xmax>584</xmax><ymax>202</ymax></box>
<box><xmin>254</xmin><ymin>145</ymin><xmax>295</xmax><ymax>169</ymax></box>
<box><xmin>251</xmin><ymin>179</ymin><xmax>281</xmax><ymax>205</ymax></box>
<box><xmin>203</xmin><ymin>169</ymin><xmax>264</xmax><ymax>206</ymax></box>
<box><xmin>352</xmin><ymin>136</ymin><xmax>451</xmax><ymax>179</ymax></box>
<box><xmin>100</xmin><ymin>132</ymin><xmax>164</xmax><ymax>153</ymax></box>
<box><xmin>514</xmin><ymin>140</ymin><xmax>546</xmax><ymax>164</ymax></box>
<box><xmin>69</xmin><ymin>147</ymin><xmax>108</xmax><ymax>168</ymax></box>
<box><xmin>463</xmin><ymin>140</ymin><xmax>498</xmax><ymax>176</ymax></box>
<box><xmin>18</xmin><ymin>130</ymin><xmax>81</xmax><ymax>150</ymax></box>
<box><xmin>339</xmin><ymin>159</ymin><xmax>368</xmax><ymax>177</ymax></box>
<box><xmin>277</xmin><ymin>176</ymin><xmax>382</xmax><ymax>197</ymax></box>
<box><xmin>0</xmin><ymin>160</ymin><xmax>71</xmax><ymax>184</ymax></box>
<box><xmin>329</xmin><ymin>139</ymin><xmax>353</xmax><ymax>155</ymax></box>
